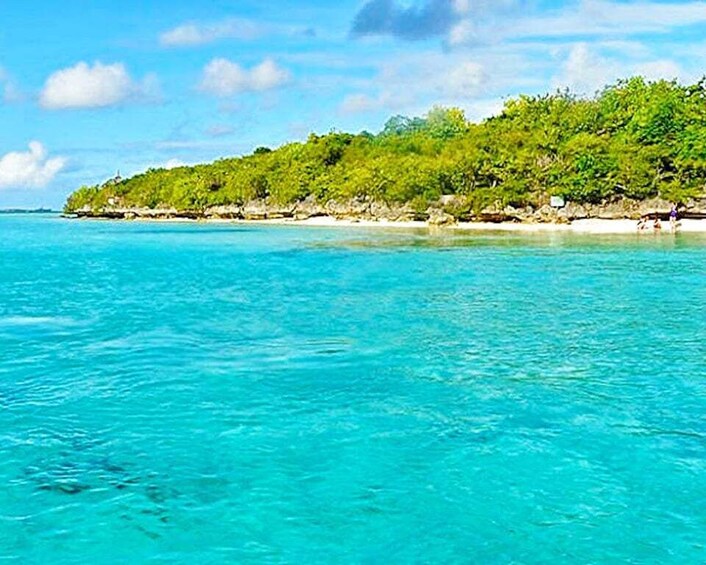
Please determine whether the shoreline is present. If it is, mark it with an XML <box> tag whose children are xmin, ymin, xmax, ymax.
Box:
<box><xmin>67</xmin><ymin>214</ymin><xmax>706</xmax><ymax>234</ymax></box>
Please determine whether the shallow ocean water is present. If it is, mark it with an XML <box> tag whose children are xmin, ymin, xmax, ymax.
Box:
<box><xmin>1</xmin><ymin>214</ymin><xmax>705</xmax><ymax>563</ymax></box>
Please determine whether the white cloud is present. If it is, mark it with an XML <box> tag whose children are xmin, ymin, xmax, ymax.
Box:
<box><xmin>447</xmin><ymin>61</ymin><xmax>486</xmax><ymax>96</ymax></box>
<box><xmin>40</xmin><ymin>62</ymin><xmax>158</xmax><ymax>110</ymax></box>
<box><xmin>463</xmin><ymin>97</ymin><xmax>506</xmax><ymax>122</ymax></box>
<box><xmin>634</xmin><ymin>60</ymin><xmax>683</xmax><ymax>82</ymax></box>
<box><xmin>161</xmin><ymin>158</ymin><xmax>189</xmax><ymax>169</ymax></box>
<box><xmin>550</xmin><ymin>43</ymin><xmax>619</xmax><ymax>95</ymax></box>
<box><xmin>339</xmin><ymin>50</ymin><xmax>511</xmax><ymax>116</ymax></box>
<box><xmin>448</xmin><ymin>20</ymin><xmax>478</xmax><ymax>46</ymax></box>
<box><xmin>551</xmin><ymin>43</ymin><xmax>686</xmax><ymax>95</ymax></box>
<box><xmin>199</xmin><ymin>58</ymin><xmax>291</xmax><ymax>97</ymax></box>
<box><xmin>587</xmin><ymin>0</ymin><xmax>706</xmax><ymax>30</ymax></box>
<box><xmin>0</xmin><ymin>142</ymin><xmax>66</xmax><ymax>190</ymax></box>
<box><xmin>502</xmin><ymin>0</ymin><xmax>706</xmax><ymax>41</ymax></box>
<box><xmin>444</xmin><ymin>0</ymin><xmax>706</xmax><ymax>48</ymax></box>
<box><xmin>598</xmin><ymin>40</ymin><xmax>650</xmax><ymax>58</ymax></box>
<box><xmin>453</xmin><ymin>0</ymin><xmax>472</xmax><ymax>14</ymax></box>
<box><xmin>160</xmin><ymin>18</ymin><xmax>261</xmax><ymax>47</ymax></box>
<box><xmin>340</xmin><ymin>87</ymin><xmax>505</xmax><ymax>122</ymax></box>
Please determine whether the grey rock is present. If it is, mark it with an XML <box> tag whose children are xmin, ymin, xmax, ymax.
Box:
<box><xmin>427</xmin><ymin>209</ymin><xmax>456</xmax><ymax>226</ymax></box>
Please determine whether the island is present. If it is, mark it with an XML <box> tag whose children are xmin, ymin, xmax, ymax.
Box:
<box><xmin>64</xmin><ymin>77</ymin><xmax>706</xmax><ymax>227</ymax></box>
<box><xmin>0</xmin><ymin>208</ymin><xmax>57</xmax><ymax>214</ymax></box>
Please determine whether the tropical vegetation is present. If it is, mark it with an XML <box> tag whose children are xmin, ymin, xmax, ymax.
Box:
<box><xmin>65</xmin><ymin>77</ymin><xmax>706</xmax><ymax>214</ymax></box>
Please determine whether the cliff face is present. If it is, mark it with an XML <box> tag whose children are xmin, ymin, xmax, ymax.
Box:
<box><xmin>69</xmin><ymin>195</ymin><xmax>706</xmax><ymax>224</ymax></box>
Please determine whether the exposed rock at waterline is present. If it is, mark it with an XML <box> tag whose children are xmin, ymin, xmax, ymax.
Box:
<box><xmin>69</xmin><ymin>195</ymin><xmax>706</xmax><ymax>224</ymax></box>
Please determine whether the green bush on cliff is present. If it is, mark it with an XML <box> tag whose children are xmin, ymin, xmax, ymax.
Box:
<box><xmin>65</xmin><ymin>77</ymin><xmax>706</xmax><ymax>214</ymax></box>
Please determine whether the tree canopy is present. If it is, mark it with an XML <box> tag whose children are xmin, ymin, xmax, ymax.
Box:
<box><xmin>65</xmin><ymin>77</ymin><xmax>706</xmax><ymax>214</ymax></box>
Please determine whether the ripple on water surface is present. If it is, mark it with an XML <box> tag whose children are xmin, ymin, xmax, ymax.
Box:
<box><xmin>1</xmin><ymin>216</ymin><xmax>706</xmax><ymax>562</ymax></box>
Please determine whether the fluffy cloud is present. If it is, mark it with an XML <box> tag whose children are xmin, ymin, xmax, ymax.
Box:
<box><xmin>448</xmin><ymin>20</ymin><xmax>478</xmax><ymax>46</ymax></box>
<box><xmin>0</xmin><ymin>142</ymin><xmax>66</xmax><ymax>190</ymax></box>
<box><xmin>446</xmin><ymin>61</ymin><xmax>486</xmax><ymax>96</ymax></box>
<box><xmin>339</xmin><ymin>53</ymin><xmax>496</xmax><ymax>116</ymax></box>
<box><xmin>634</xmin><ymin>60</ymin><xmax>683</xmax><ymax>82</ymax></box>
<box><xmin>160</xmin><ymin>18</ymin><xmax>262</xmax><ymax>47</ymax></box>
<box><xmin>40</xmin><ymin>62</ymin><xmax>158</xmax><ymax>110</ymax></box>
<box><xmin>342</xmin><ymin>39</ymin><xmax>690</xmax><ymax>120</ymax></box>
<box><xmin>199</xmin><ymin>58</ymin><xmax>291</xmax><ymax>96</ymax></box>
<box><xmin>551</xmin><ymin>43</ymin><xmax>685</xmax><ymax>95</ymax></box>
<box><xmin>550</xmin><ymin>43</ymin><xmax>618</xmax><ymax>95</ymax></box>
<box><xmin>161</xmin><ymin>158</ymin><xmax>189</xmax><ymax>169</ymax></box>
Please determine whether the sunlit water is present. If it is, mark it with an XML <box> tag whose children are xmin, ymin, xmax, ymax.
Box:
<box><xmin>1</xmin><ymin>214</ymin><xmax>705</xmax><ymax>563</ymax></box>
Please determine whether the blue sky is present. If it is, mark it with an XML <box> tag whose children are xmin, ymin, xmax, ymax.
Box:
<box><xmin>1</xmin><ymin>0</ymin><xmax>705</xmax><ymax>207</ymax></box>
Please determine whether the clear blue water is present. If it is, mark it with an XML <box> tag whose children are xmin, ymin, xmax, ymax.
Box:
<box><xmin>1</xmin><ymin>214</ymin><xmax>706</xmax><ymax>563</ymax></box>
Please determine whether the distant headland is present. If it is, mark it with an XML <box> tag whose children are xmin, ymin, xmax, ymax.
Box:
<box><xmin>0</xmin><ymin>208</ymin><xmax>56</xmax><ymax>214</ymax></box>
<box><xmin>64</xmin><ymin>77</ymin><xmax>706</xmax><ymax>228</ymax></box>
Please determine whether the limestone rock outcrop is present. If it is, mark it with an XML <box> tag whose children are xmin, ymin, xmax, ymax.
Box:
<box><xmin>70</xmin><ymin>193</ymin><xmax>706</xmax><ymax>224</ymax></box>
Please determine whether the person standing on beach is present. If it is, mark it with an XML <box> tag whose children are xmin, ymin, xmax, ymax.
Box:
<box><xmin>669</xmin><ymin>204</ymin><xmax>678</xmax><ymax>231</ymax></box>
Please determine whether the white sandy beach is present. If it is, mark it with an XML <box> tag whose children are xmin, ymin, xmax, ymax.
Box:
<box><xmin>221</xmin><ymin>216</ymin><xmax>706</xmax><ymax>234</ymax></box>
<box><xmin>87</xmin><ymin>214</ymin><xmax>706</xmax><ymax>234</ymax></box>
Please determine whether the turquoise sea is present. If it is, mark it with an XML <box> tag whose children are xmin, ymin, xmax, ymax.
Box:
<box><xmin>1</xmin><ymin>214</ymin><xmax>706</xmax><ymax>563</ymax></box>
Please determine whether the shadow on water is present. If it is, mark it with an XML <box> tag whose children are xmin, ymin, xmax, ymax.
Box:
<box><xmin>16</xmin><ymin>428</ymin><xmax>178</xmax><ymax>540</ymax></box>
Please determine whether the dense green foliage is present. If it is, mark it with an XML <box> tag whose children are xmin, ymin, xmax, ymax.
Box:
<box><xmin>65</xmin><ymin>77</ymin><xmax>706</xmax><ymax>214</ymax></box>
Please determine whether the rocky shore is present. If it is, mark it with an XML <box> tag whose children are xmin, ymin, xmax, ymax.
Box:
<box><xmin>69</xmin><ymin>195</ymin><xmax>706</xmax><ymax>226</ymax></box>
